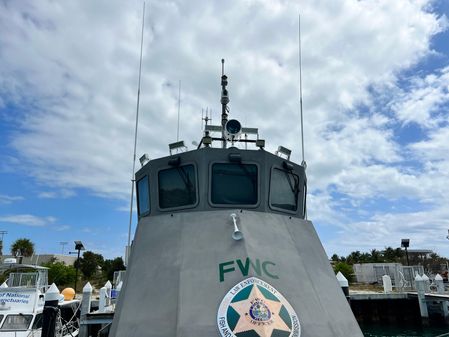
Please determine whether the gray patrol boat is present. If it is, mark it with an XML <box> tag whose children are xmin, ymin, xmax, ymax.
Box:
<box><xmin>109</xmin><ymin>61</ymin><xmax>363</xmax><ymax>337</ymax></box>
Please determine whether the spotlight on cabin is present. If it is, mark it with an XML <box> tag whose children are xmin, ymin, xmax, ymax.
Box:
<box><xmin>139</xmin><ymin>153</ymin><xmax>150</xmax><ymax>167</ymax></box>
<box><xmin>275</xmin><ymin>146</ymin><xmax>292</xmax><ymax>160</ymax></box>
<box><xmin>169</xmin><ymin>140</ymin><xmax>187</xmax><ymax>155</ymax></box>
<box><xmin>225</xmin><ymin>119</ymin><xmax>242</xmax><ymax>142</ymax></box>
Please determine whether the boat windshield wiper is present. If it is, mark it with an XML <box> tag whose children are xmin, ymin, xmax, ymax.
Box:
<box><xmin>284</xmin><ymin>170</ymin><xmax>299</xmax><ymax>205</ymax></box>
<box><xmin>176</xmin><ymin>166</ymin><xmax>195</xmax><ymax>201</ymax></box>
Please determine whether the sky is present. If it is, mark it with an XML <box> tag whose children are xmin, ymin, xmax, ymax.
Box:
<box><xmin>1</xmin><ymin>0</ymin><xmax>449</xmax><ymax>260</ymax></box>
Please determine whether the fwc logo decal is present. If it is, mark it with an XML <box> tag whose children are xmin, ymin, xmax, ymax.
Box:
<box><xmin>217</xmin><ymin>277</ymin><xmax>300</xmax><ymax>337</ymax></box>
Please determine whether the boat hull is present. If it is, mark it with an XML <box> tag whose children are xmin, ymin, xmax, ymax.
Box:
<box><xmin>109</xmin><ymin>210</ymin><xmax>363</xmax><ymax>337</ymax></box>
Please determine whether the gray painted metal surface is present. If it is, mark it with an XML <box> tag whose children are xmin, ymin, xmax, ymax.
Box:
<box><xmin>109</xmin><ymin>210</ymin><xmax>363</xmax><ymax>336</ymax></box>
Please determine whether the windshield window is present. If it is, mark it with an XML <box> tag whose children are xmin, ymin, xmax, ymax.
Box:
<box><xmin>211</xmin><ymin>163</ymin><xmax>258</xmax><ymax>205</ymax></box>
<box><xmin>137</xmin><ymin>175</ymin><xmax>150</xmax><ymax>216</ymax></box>
<box><xmin>159</xmin><ymin>164</ymin><xmax>197</xmax><ymax>209</ymax></box>
<box><xmin>270</xmin><ymin>168</ymin><xmax>299</xmax><ymax>211</ymax></box>
<box><xmin>32</xmin><ymin>313</ymin><xmax>43</xmax><ymax>329</ymax></box>
<box><xmin>1</xmin><ymin>314</ymin><xmax>33</xmax><ymax>330</ymax></box>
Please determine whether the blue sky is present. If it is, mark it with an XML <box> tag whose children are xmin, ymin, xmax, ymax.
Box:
<box><xmin>1</xmin><ymin>0</ymin><xmax>449</xmax><ymax>259</ymax></box>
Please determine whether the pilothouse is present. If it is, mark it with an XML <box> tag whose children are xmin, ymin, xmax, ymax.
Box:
<box><xmin>108</xmin><ymin>60</ymin><xmax>363</xmax><ymax>337</ymax></box>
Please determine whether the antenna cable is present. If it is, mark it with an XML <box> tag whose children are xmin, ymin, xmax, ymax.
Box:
<box><xmin>298</xmin><ymin>14</ymin><xmax>306</xmax><ymax>168</ymax></box>
<box><xmin>177</xmin><ymin>80</ymin><xmax>181</xmax><ymax>141</ymax></box>
<box><xmin>127</xmin><ymin>2</ymin><xmax>146</xmax><ymax>252</ymax></box>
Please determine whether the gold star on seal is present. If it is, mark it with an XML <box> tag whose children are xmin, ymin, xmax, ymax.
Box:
<box><xmin>230</xmin><ymin>285</ymin><xmax>291</xmax><ymax>337</ymax></box>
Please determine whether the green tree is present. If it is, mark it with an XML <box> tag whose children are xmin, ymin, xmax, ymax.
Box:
<box><xmin>42</xmin><ymin>260</ymin><xmax>76</xmax><ymax>286</ymax></box>
<box><xmin>79</xmin><ymin>251</ymin><xmax>104</xmax><ymax>278</ymax></box>
<box><xmin>370</xmin><ymin>249</ymin><xmax>381</xmax><ymax>263</ymax></box>
<box><xmin>11</xmin><ymin>238</ymin><xmax>35</xmax><ymax>258</ymax></box>
<box><xmin>383</xmin><ymin>247</ymin><xmax>397</xmax><ymax>262</ymax></box>
<box><xmin>333</xmin><ymin>262</ymin><xmax>354</xmax><ymax>283</ymax></box>
<box><xmin>346</xmin><ymin>251</ymin><xmax>361</xmax><ymax>265</ymax></box>
<box><xmin>102</xmin><ymin>257</ymin><xmax>126</xmax><ymax>281</ymax></box>
<box><xmin>330</xmin><ymin>254</ymin><xmax>340</xmax><ymax>262</ymax></box>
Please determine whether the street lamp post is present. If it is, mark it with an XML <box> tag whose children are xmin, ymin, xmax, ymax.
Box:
<box><xmin>69</xmin><ymin>241</ymin><xmax>85</xmax><ymax>293</ymax></box>
<box><xmin>401</xmin><ymin>239</ymin><xmax>410</xmax><ymax>266</ymax></box>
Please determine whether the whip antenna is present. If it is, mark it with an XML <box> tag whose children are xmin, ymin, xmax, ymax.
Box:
<box><xmin>177</xmin><ymin>80</ymin><xmax>181</xmax><ymax>141</ymax></box>
<box><xmin>298</xmin><ymin>13</ymin><xmax>306</xmax><ymax>168</ymax></box>
<box><xmin>127</xmin><ymin>2</ymin><xmax>146</xmax><ymax>258</ymax></box>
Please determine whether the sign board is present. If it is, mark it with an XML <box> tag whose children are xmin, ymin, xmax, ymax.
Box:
<box><xmin>0</xmin><ymin>288</ymin><xmax>38</xmax><ymax>311</ymax></box>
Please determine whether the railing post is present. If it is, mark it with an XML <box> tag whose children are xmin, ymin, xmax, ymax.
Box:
<box><xmin>79</xmin><ymin>282</ymin><xmax>93</xmax><ymax>337</ymax></box>
<box><xmin>42</xmin><ymin>283</ymin><xmax>60</xmax><ymax>337</ymax></box>
<box><xmin>382</xmin><ymin>275</ymin><xmax>392</xmax><ymax>293</ymax></box>
<box><xmin>415</xmin><ymin>274</ymin><xmax>429</xmax><ymax>324</ymax></box>
<box><xmin>99</xmin><ymin>286</ymin><xmax>108</xmax><ymax>312</ymax></box>
<box><xmin>422</xmin><ymin>274</ymin><xmax>431</xmax><ymax>292</ymax></box>
<box><xmin>435</xmin><ymin>274</ymin><xmax>449</xmax><ymax>321</ymax></box>
<box><xmin>105</xmin><ymin>280</ymin><xmax>112</xmax><ymax>305</ymax></box>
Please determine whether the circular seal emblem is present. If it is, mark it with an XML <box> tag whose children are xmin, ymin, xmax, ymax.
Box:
<box><xmin>217</xmin><ymin>277</ymin><xmax>301</xmax><ymax>337</ymax></box>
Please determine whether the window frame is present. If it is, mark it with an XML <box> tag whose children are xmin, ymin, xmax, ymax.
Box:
<box><xmin>0</xmin><ymin>314</ymin><xmax>33</xmax><ymax>331</ymax></box>
<box><xmin>157</xmin><ymin>162</ymin><xmax>199</xmax><ymax>212</ymax></box>
<box><xmin>136</xmin><ymin>175</ymin><xmax>151</xmax><ymax>217</ymax></box>
<box><xmin>208</xmin><ymin>161</ymin><xmax>260</xmax><ymax>208</ymax></box>
<box><xmin>268</xmin><ymin>166</ymin><xmax>300</xmax><ymax>215</ymax></box>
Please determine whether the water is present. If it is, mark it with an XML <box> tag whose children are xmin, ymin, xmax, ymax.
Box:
<box><xmin>360</xmin><ymin>323</ymin><xmax>449</xmax><ymax>337</ymax></box>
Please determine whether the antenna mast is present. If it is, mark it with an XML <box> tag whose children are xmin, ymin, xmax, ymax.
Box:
<box><xmin>177</xmin><ymin>80</ymin><xmax>181</xmax><ymax>141</ymax></box>
<box><xmin>298</xmin><ymin>14</ymin><xmax>306</xmax><ymax>168</ymax></box>
<box><xmin>298</xmin><ymin>14</ymin><xmax>308</xmax><ymax>220</ymax></box>
<box><xmin>220</xmin><ymin>59</ymin><xmax>229</xmax><ymax>148</ymax></box>
<box><xmin>127</xmin><ymin>2</ymin><xmax>146</xmax><ymax>254</ymax></box>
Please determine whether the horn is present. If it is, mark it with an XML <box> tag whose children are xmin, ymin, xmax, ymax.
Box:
<box><xmin>230</xmin><ymin>213</ymin><xmax>243</xmax><ymax>241</ymax></box>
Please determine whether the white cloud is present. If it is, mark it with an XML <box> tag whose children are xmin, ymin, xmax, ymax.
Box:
<box><xmin>325</xmin><ymin>205</ymin><xmax>449</xmax><ymax>257</ymax></box>
<box><xmin>391</xmin><ymin>66</ymin><xmax>449</xmax><ymax>127</ymax></box>
<box><xmin>0</xmin><ymin>214</ymin><xmax>56</xmax><ymax>227</ymax></box>
<box><xmin>38</xmin><ymin>189</ymin><xmax>76</xmax><ymax>199</ymax></box>
<box><xmin>1</xmin><ymin>0</ymin><xmax>449</xmax><ymax>257</ymax></box>
<box><xmin>1</xmin><ymin>0</ymin><xmax>444</xmax><ymax>197</ymax></box>
<box><xmin>54</xmin><ymin>225</ymin><xmax>71</xmax><ymax>231</ymax></box>
<box><xmin>0</xmin><ymin>194</ymin><xmax>24</xmax><ymax>204</ymax></box>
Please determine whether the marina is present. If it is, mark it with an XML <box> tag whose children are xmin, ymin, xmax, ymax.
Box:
<box><xmin>2</xmin><ymin>2</ymin><xmax>449</xmax><ymax>337</ymax></box>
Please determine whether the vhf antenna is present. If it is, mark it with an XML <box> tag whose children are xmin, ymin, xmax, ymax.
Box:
<box><xmin>298</xmin><ymin>14</ymin><xmax>306</xmax><ymax>169</ymax></box>
<box><xmin>221</xmin><ymin>59</ymin><xmax>229</xmax><ymax>148</ymax></box>
<box><xmin>299</xmin><ymin>13</ymin><xmax>307</xmax><ymax>220</ymax></box>
<box><xmin>177</xmin><ymin>80</ymin><xmax>181</xmax><ymax>141</ymax></box>
<box><xmin>127</xmin><ymin>2</ymin><xmax>146</xmax><ymax>256</ymax></box>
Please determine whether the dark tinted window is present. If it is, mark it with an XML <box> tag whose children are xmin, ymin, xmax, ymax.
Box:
<box><xmin>159</xmin><ymin>165</ymin><xmax>197</xmax><ymax>209</ymax></box>
<box><xmin>211</xmin><ymin>163</ymin><xmax>257</xmax><ymax>205</ymax></box>
<box><xmin>270</xmin><ymin>168</ymin><xmax>299</xmax><ymax>211</ymax></box>
<box><xmin>137</xmin><ymin>176</ymin><xmax>150</xmax><ymax>215</ymax></box>
<box><xmin>32</xmin><ymin>314</ymin><xmax>43</xmax><ymax>329</ymax></box>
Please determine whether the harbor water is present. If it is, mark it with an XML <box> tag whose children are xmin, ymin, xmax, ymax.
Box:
<box><xmin>360</xmin><ymin>323</ymin><xmax>449</xmax><ymax>336</ymax></box>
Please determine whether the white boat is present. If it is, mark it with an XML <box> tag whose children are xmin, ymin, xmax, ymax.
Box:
<box><xmin>0</xmin><ymin>263</ymin><xmax>80</xmax><ymax>337</ymax></box>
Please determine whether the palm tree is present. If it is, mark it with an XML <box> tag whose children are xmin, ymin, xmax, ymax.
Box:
<box><xmin>11</xmin><ymin>238</ymin><xmax>35</xmax><ymax>262</ymax></box>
